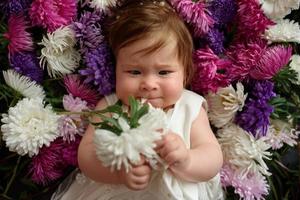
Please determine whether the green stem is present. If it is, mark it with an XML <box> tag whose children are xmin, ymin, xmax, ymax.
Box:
<box><xmin>56</xmin><ymin>110</ymin><xmax>105</xmax><ymax>116</ymax></box>
<box><xmin>3</xmin><ymin>156</ymin><xmax>21</xmax><ymax>195</ymax></box>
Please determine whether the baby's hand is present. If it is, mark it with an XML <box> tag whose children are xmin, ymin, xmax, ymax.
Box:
<box><xmin>120</xmin><ymin>157</ymin><xmax>152</xmax><ymax>190</ymax></box>
<box><xmin>155</xmin><ymin>132</ymin><xmax>190</xmax><ymax>170</ymax></box>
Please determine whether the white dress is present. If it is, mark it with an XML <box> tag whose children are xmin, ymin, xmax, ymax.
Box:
<box><xmin>51</xmin><ymin>89</ymin><xmax>224</xmax><ymax>200</ymax></box>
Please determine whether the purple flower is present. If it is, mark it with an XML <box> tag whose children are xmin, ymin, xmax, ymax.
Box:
<box><xmin>9</xmin><ymin>51</ymin><xmax>43</xmax><ymax>83</ymax></box>
<box><xmin>236</xmin><ymin>80</ymin><xmax>276</xmax><ymax>137</ymax></box>
<box><xmin>80</xmin><ymin>42</ymin><xmax>115</xmax><ymax>95</ymax></box>
<box><xmin>73</xmin><ymin>10</ymin><xmax>105</xmax><ymax>55</ymax></box>
<box><xmin>207</xmin><ymin>0</ymin><xmax>237</xmax><ymax>26</ymax></box>
<box><xmin>0</xmin><ymin>0</ymin><xmax>32</xmax><ymax>16</ymax></box>
<box><xmin>205</xmin><ymin>28</ymin><xmax>225</xmax><ymax>55</ymax></box>
<box><xmin>249</xmin><ymin>80</ymin><xmax>276</xmax><ymax>102</ymax></box>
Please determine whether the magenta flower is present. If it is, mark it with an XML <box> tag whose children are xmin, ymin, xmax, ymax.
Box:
<box><xmin>64</xmin><ymin>75</ymin><xmax>100</xmax><ymax>107</ymax></box>
<box><xmin>170</xmin><ymin>0</ymin><xmax>214</xmax><ymax>36</ymax></box>
<box><xmin>235</xmin><ymin>0</ymin><xmax>274</xmax><ymax>41</ymax></box>
<box><xmin>250</xmin><ymin>46</ymin><xmax>292</xmax><ymax>80</ymax></box>
<box><xmin>3</xmin><ymin>14</ymin><xmax>33</xmax><ymax>55</ymax></box>
<box><xmin>191</xmin><ymin>47</ymin><xmax>231</xmax><ymax>94</ymax></box>
<box><xmin>29</xmin><ymin>138</ymin><xmax>66</xmax><ymax>185</ymax></box>
<box><xmin>226</xmin><ymin>40</ymin><xmax>267</xmax><ymax>81</ymax></box>
<box><xmin>29</xmin><ymin>0</ymin><xmax>77</xmax><ymax>32</ymax></box>
<box><xmin>62</xmin><ymin>136</ymin><xmax>81</xmax><ymax>166</ymax></box>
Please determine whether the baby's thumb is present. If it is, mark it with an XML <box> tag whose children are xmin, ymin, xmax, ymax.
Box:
<box><xmin>133</xmin><ymin>155</ymin><xmax>146</xmax><ymax>166</ymax></box>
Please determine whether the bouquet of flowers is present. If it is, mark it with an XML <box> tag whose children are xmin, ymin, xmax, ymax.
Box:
<box><xmin>93</xmin><ymin>97</ymin><xmax>167</xmax><ymax>172</ymax></box>
<box><xmin>0</xmin><ymin>0</ymin><xmax>299</xmax><ymax>199</ymax></box>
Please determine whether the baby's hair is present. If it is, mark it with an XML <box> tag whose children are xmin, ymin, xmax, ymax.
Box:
<box><xmin>107</xmin><ymin>0</ymin><xmax>194</xmax><ymax>85</ymax></box>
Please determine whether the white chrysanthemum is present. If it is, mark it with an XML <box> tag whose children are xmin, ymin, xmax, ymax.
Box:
<box><xmin>290</xmin><ymin>54</ymin><xmax>300</xmax><ymax>83</ymax></box>
<box><xmin>3</xmin><ymin>70</ymin><xmax>45</xmax><ymax>99</ymax></box>
<box><xmin>218</xmin><ymin>123</ymin><xmax>272</xmax><ymax>177</ymax></box>
<box><xmin>1</xmin><ymin>97</ymin><xmax>60</xmax><ymax>157</ymax></box>
<box><xmin>90</xmin><ymin>0</ymin><xmax>118</xmax><ymax>11</ymax></box>
<box><xmin>94</xmin><ymin>106</ymin><xmax>167</xmax><ymax>172</ymax></box>
<box><xmin>40</xmin><ymin>26</ymin><xmax>80</xmax><ymax>78</ymax></box>
<box><xmin>206</xmin><ymin>83</ymin><xmax>247</xmax><ymax>128</ymax></box>
<box><xmin>265</xmin><ymin>119</ymin><xmax>300</xmax><ymax>150</ymax></box>
<box><xmin>264</xmin><ymin>19</ymin><xmax>300</xmax><ymax>44</ymax></box>
<box><xmin>259</xmin><ymin>0</ymin><xmax>300</xmax><ymax>20</ymax></box>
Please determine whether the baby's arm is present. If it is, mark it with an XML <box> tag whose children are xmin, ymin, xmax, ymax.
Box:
<box><xmin>157</xmin><ymin>106</ymin><xmax>223</xmax><ymax>182</ymax></box>
<box><xmin>77</xmin><ymin>98</ymin><xmax>152</xmax><ymax>190</ymax></box>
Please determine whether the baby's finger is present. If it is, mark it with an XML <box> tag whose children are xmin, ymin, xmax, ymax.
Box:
<box><xmin>154</xmin><ymin>138</ymin><xmax>164</xmax><ymax>150</ymax></box>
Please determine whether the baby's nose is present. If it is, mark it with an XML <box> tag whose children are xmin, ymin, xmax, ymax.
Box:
<box><xmin>140</xmin><ymin>76</ymin><xmax>158</xmax><ymax>91</ymax></box>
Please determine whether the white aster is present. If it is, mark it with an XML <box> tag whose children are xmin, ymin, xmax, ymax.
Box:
<box><xmin>94</xmin><ymin>106</ymin><xmax>167</xmax><ymax>172</ymax></box>
<box><xmin>1</xmin><ymin>97</ymin><xmax>60</xmax><ymax>157</ymax></box>
<box><xmin>3</xmin><ymin>70</ymin><xmax>45</xmax><ymax>99</ymax></box>
<box><xmin>264</xmin><ymin>19</ymin><xmax>300</xmax><ymax>44</ymax></box>
<box><xmin>89</xmin><ymin>0</ymin><xmax>118</xmax><ymax>12</ymax></box>
<box><xmin>218</xmin><ymin>123</ymin><xmax>272</xmax><ymax>177</ymax></box>
<box><xmin>40</xmin><ymin>26</ymin><xmax>80</xmax><ymax>78</ymax></box>
<box><xmin>206</xmin><ymin>83</ymin><xmax>247</xmax><ymax>128</ymax></box>
<box><xmin>290</xmin><ymin>54</ymin><xmax>300</xmax><ymax>83</ymax></box>
<box><xmin>265</xmin><ymin>119</ymin><xmax>300</xmax><ymax>150</ymax></box>
<box><xmin>259</xmin><ymin>0</ymin><xmax>300</xmax><ymax>20</ymax></box>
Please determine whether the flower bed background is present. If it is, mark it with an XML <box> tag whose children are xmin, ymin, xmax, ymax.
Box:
<box><xmin>0</xmin><ymin>0</ymin><xmax>300</xmax><ymax>199</ymax></box>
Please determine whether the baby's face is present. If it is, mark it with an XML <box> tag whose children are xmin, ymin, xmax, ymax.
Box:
<box><xmin>115</xmin><ymin>35</ymin><xmax>184</xmax><ymax>109</ymax></box>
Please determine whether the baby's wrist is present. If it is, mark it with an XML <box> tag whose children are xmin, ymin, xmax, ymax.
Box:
<box><xmin>171</xmin><ymin>152</ymin><xmax>191</xmax><ymax>172</ymax></box>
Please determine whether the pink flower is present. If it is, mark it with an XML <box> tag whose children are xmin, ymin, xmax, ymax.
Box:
<box><xmin>170</xmin><ymin>0</ymin><xmax>214</xmax><ymax>36</ymax></box>
<box><xmin>226</xmin><ymin>40</ymin><xmax>267</xmax><ymax>81</ymax></box>
<box><xmin>235</xmin><ymin>0</ymin><xmax>274</xmax><ymax>41</ymax></box>
<box><xmin>4</xmin><ymin>14</ymin><xmax>33</xmax><ymax>55</ymax></box>
<box><xmin>64</xmin><ymin>75</ymin><xmax>100</xmax><ymax>107</ymax></box>
<box><xmin>63</xmin><ymin>94</ymin><xmax>89</xmax><ymax>112</ymax></box>
<box><xmin>191</xmin><ymin>47</ymin><xmax>231</xmax><ymax>94</ymax></box>
<box><xmin>250</xmin><ymin>46</ymin><xmax>292</xmax><ymax>80</ymax></box>
<box><xmin>221</xmin><ymin>164</ymin><xmax>269</xmax><ymax>200</ymax></box>
<box><xmin>29</xmin><ymin>0</ymin><xmax>77</xmax><ymax>32</ymax></box>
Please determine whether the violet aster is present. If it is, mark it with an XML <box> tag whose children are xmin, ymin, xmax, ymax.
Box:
<box><xmin>0</xmin><ymin>0</ymin><xmax>32</xmax><ymax>16</ymax></box>
<box><xmin>73</xmin><ymin>10</ymin><xmax>105</xmax><ymax>55</ymax></box>
<box><xmin>207</xmin><ymin>0</ymin><xmax>237</xmax><ymax>27</ymax></box>
<box><xmin>236</xmin><ymin>80</ymin><xmax>276</xmax><ymax>137</ymax></box>
<box><xmin>80</xmin><ymin>42</ymin><xmax>115</xmax><ymax>95</ymax></box>
<box><xmin>205</xmin><ymin>28</ymin><xmax>225</xmax><ymax>55</ymax></box>
<box><xmin>9</xmin><ymin>51</ymin><xmax>43</xmax><ymax>83</ymax></box>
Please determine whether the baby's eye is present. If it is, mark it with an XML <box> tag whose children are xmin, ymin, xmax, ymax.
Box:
<box><xmin>158</xmin><ymin>70</ymin><xmax>172</xmax><ymax>75</ymax></box>
<box><xmin>127</xmin><ymin>70</ymin><xmax>141</xmax><ymax>75</ymax></box>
